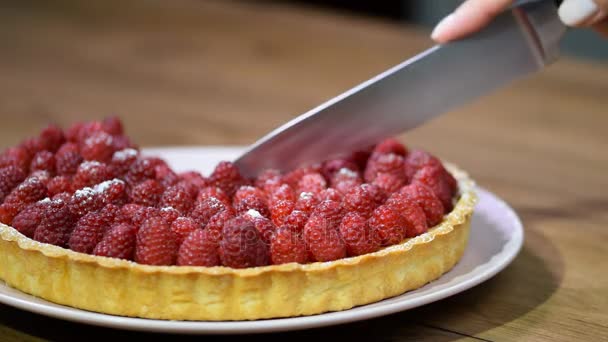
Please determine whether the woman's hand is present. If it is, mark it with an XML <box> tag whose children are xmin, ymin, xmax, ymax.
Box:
<box><xmin>431</xmin><ymin>0</ymin><xmax>608</xmax><ymax>43</ymax></box>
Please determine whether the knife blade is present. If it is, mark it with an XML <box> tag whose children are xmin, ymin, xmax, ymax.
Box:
<box><xmin>235</xmin><ymin>0</ymin><xmax>566</xmax><ymax>177</ymax></box>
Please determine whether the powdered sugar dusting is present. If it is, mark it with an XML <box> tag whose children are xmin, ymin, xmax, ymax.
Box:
<box><xmin>299</xmin><ymin>192</ymin><xmax>313</xmax><ymax>200</ymax></box>
<box><xmin>94</xmin><ymin>179</ymin><xmax>124</xmax><ymax>193</ymax></box>
<box><xmin>112</xmin><ymin>148</ymin><xmax>138</xmax><ymax>161</ymax></box>
<box><xmin>337</xmin><ymin>167</ymin><xmax>358</xmax><ymax>178</ymax></box>
<box><xmin>246</xmin><ymin>209</ymin><xmax>262</xmax><ymax>219</ymax></box>
<box><xmin>79</xmin><ymin>161</ymin><xmax>102</xmax><ymax>171</ymax></box>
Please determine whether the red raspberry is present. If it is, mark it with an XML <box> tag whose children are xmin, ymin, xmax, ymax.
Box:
<box><xmin>311</xmin><ymin>200</ymin><xmax>344</xmax><ymax>229</ymax></box>
<box><xmin>321</xmin><ymin>159</ymin><xmax>359</xmax><ymax>181</ymax></box>
<box><xmin>32</xmin><ymin>199</ymin><xmax>76</xmax><ymax>247</ymax></box>
<box><xmin>159</xmin><ymin>206</ymin><xmax>180</xmax><ymax>225</ymax></box>
<box><xmin>0</xmin><ymin>146</ymin><xmax>31</xmax><ymax>173</ymax></box>
<box><xmin>244</xmin><ymin>210</ymin><xmax>276</xmax><ymax>244</ymax></box>
<box><xmin>209</xmin><ymin>161</ymin><xmax>246</xmax><ymax>197</ymax></box>
<box><xmin>71</xmin><ymin>161</ymin><xmax>112</xmax><ymax>191</ymax></box>
<box><xmin>190</xmin><ymin>196</ymin><xmax>231</xmax><ymax>227</ymax></box>
<box><xmin>130</xmin><ymin>206</ymin><xmax>160</xmax><ymax>228</ymax></box>
<box><xmin>69</xmin><ymin>211</ymin><xmax>111</xmax><ymax>254</ymax></box>
<box><xmin>52</xmin><ymin>192</ymin><xmax>72</xmax><ymax>203</ymax></box>
<box><xmin>384</xmin><ymin>195</ymin><xmax>428</xmax><ymax>238</ymax></box>
<box><xmin>318</xmin><ymin>188</ymin><xmax>343</xmax><ymax>202</ymax></box>
<box><xmin>30</xmin><ymin>170</ymin><xmax>51</xmax><ymax>186</ymax></box>
<box><xmin>399</xmin><ymin>183</ymin><xmax>445</xmax><ymax>227</ymax></box>
<box><xmin>0</xmin><ymin>175</ymin><xmax>48</xmax><ymax>225</ymax></box>
<box><xmin>373</xmin><ymin>172</ymin><xmax>406</xmax><ymax>194</ymax></box>
<box><xmin>294</xmin><ymin>191</ymin><xmax>319</xmax><ymax>216</ymax></box>
<box><xmin>339</xmin><ymin>212</ymin><xmax>381</xmax><ymax>256</ymax></box>
<box><xmin>101</xmin><ymin>116</ymin><xmax>124</xmax><ymax>136</ymax></box>
<box><xmin>11</xmin><ymin>201</ymin><xmax>45</xmax><ymax>238</ymax></box>
<box><xmin>204</xmin><ymin>209</ymin><xmax>234</xmax><ymax>244</ymax></box>
<box><xmin>330</xmin><ymin>168</ymin><xmax>362</xmax><ymax>195</ymax></box>
<box><xmin>369</xmin><ymin>205</ymin><xmax>407</xmax><ymax>246</ymax></box>
<box><xmin>196</xmin><ymin>186</ymin><xmax>230</xmax><ymax>206</ymax></box>
<box><xmin>125</xmin><ymin>157</ymin><xmax>159</xmax><ymax>186</ymax></box>
<box><xmin>0</xmin><ymin>166</ymin><xmax>26</xmax><ymax>202</ymax></box>
<box><xmin>67</xmin><ymin>187</ymin><xmax>103</xmax><ymax>217</ymax></box>
<box><xmin>347</xmin><ymin>147</ymin><xmax>373</xmax><ymax>171</ymax></box>
<box><xmin>403</xmin><ymin>150</ymin><xmax>438</xmax><ymax>181</ymax></box>
<box><xmin>219</xmin><ymin>216</ymin><xmax>269</xmax><ymax>268</ymax></box>
<box><xmin>29</xmin><ymin>150</ymin><xmax>55</xmax><ymax>174</ymax></box>
<box><xmin>177</xmin><ymin>229</ymin><xmax>221</xmax><ymax>267</ymax></box>
<box><xmin>93</xmin><ymin>223</ymin><xmax>137</xmax><ymax>260</ymax></box>
<box><xmin>67</xmin><ymin>121</ymin><xmax>105</xmax><ymax>143</ymax></box>
<box><xmin>283</xmin><ymin>165</ymin><xmax>321</xmax><ymax>189</ymax></box>
<box><xmin>80</xmin><ymin>131</ymin><xmax>116</xmax><ymax>163</ymax></box>
<box><xmin>171</xmin><ymin>216</ymin><xmax>200</xmax><ymax>244</ymax></box>
<box><xmin>254</xmin><ymin>169</ymin><xmax>282</xmax><ymax>189</ymax></box>
<box><xmin>65</xmin><ymin>122</ymin><xmax>85</xmax><ymax>142</ymax></box>
<box><xmin>269</xmin><ymin>199</ymin><xmax>294</xmax><ymax>227</ymax></box>
<box><xmin>297</xmin><ymin>172</ymin><xmax>327</xmax><ymax>196</ymax></box>
<box><xmin>111</xmin><ymin>135</ymin><xmax>136</xmax><ymax>151</ymax></box>
<box><xmin>47</xmin><ymin>176</ymin><xmax>72</xmax><ymax>196</ymax></box>
<box><xmin>155</xmin><ymin>161</ymin><xmax>179</xmax><ymax>188</ymax></box>
<box><xmin>364</xmin><ymin>153</ymin><xmax>404</xmax><ymax>183</ymax></box>
<box><xmin>233</xmin><ymin>186</ymin><xmax>269</xmax><ymax>217</ymax></box>
<box><xmin>99</xmin><ymin>203</ymin><xmax>126</xmax><ymax>225</ymax></box>
<box><xmin>110</xmin><ymin>148</ymin><xmax>138</xmax><ymax>177</ymax></box>
<box><xmin>178</xmin><ymin>171</ymin><xmax>208</xmax><ymax>189</ymax></box>
<box><xmin>303</xmin><ymin>214</ymin><xmax>346</xmax><ymax>262</ymax></box>
<box><xmin>412</xmin><ymin>165</ymin><xmax>454</xmax><ymax>212</ymax></box>
<box><xmin>270</xmin><ymin>227</ymin><xmax>308</xmax><ymax>265</ymax></box>
<box><xmin>135</xmin><ymin>216</ymin><xmax>179</xmax><ymax>265</ymax></box>
<box><xmin>373</xmin><ymin>138</ymin><xmax>408</xmax><ymax>156</ymax></box>
<box><xmin>130</xmin><ymin>179</ymin><xmax>163</xmax><ymax>207</ymax></box>
<box><xmin>261</xmin><ymin>178</ymin><xmax>285</xmax><ymax>197</ymax></box>
<box><xmin>96</xmin><ymin>179</ymin><xmax>127</xmax><ymax>205</ymax></box>
<box><xmin>343</xmin><ymin>184</ymin><xmax>384</xmax><ymax>219</ymax></box>
<box><xmin>55</xmin><ymin>143</ymin><xmax>82</xmax><ymax>176</ymax></box>
<box><xmin>268</xmin><ymin>184</ymin><xmax>296</xmax><ymax>207</ymax></box>
<box><xmin>38</xmin><ymin>124</ymin><xmax>65</xmax><ymax>152</ymax></box>
<box><xmin>283</xmin><ymin>210</ymin><xmax>308</xmax><ymax>233</ymax></box>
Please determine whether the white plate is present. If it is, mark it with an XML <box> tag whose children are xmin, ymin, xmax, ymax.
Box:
<box><xmin>0</xmin><ymin>147</ymin><xmax>524</xmax><ymax>334</ymax></box>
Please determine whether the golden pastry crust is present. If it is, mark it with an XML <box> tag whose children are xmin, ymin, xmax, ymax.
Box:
<box><xmin>0</xmin><ymin>164</ymin><xmax>476</xmax><ymax>321</ymax></box>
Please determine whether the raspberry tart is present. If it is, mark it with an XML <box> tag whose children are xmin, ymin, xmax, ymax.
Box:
<box><xmin>0</xmin><ymin>118</ymin><xmax>476</xmax><ymax>320</ymax></box>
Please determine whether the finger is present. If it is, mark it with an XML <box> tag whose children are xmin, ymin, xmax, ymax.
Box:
<box><xmin>431</xmin><ymin>0</ymin><xmax>514</xmax><ymax>43</ymax></box>
<box><xmin>558</xmin><ymin>0</ymin><xmax>608</xmax><ymax>27</ymax></box>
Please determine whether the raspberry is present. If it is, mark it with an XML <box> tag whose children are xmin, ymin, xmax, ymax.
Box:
<box><xmin>283</xmin><ymin>165</ymin><xmax>321</xmax><ymax>189</ymax></box>
<box><xmin>155</xmin><ymin>162</ymin><xmax>179</xmax><ymax>188</ymax></box>
<box><xmin>69</xmin><ymin>211</ymin><xmax>111</xmax><ymax>254</ymax></box>
<box><xmin>11</xmin><ymin>202</ymin><xmax>45</xmax><ymax>238</ymax></box>
<box><xmin>244</xmin><ymin>209</ymin><xmax>276</xmax><ymax>244</ymax></box>
<box><xmin>177</xmin><ymin>229</ymin><xmax>221</xmax><ymax>266</ymax></box>
<box><xmin>209</xmin><ymin>161</ymin><xmax>246</xmax><ymax>197</ymax></box>
<box><xmin>347</xmin><ymin>147</ymin><xmax>373</xmax><ymax>171</ymax></box>
<box><xmin>364</xmin><ymin>153</ymin><xmax>404</xmax><ymax>183</ymax></box>
<box><xmin>65</xmin><ymin>121</ymin><xmax>85</xmax><ymax>142</ymax></box>
<box><xmin>55</xmin><ymin>143</ymin><xmax>82</xmax><ymax>176</ymax></box>
<box><xmin>269</xmin><ymin>199</ymin><xmax>294</xmax><ymax>227</ymax></box>
<box><xmin>67</xmin><ymin>187</ymin><xmax>103</xmax><ymax>218</ymax></box>
<box><xmin>29</xmin><ymin>150</ymin><xmax>56</xmax><ymax>174</ymax></box>
<box><xmin>159</xmin><ymin>206</ymin><xmax>180</xmax><ymax>225</ymax></box>
<box><xmin>110</xmin><ymin>148</ymin><xmax>138</xmax><ymax>177</ymax></box>
<box><xmin>372</xmin><ymin>172</ymin><xmax>406</xmax><ymax>194</ymax></box>
<box><xmin>339</xmin><ymin>212</ymin><xmax>381</xmax><ymax>256</ymax></box>
<box><xmin>268</xmin><ymin>184</ymin><xmax>296</xmax><ymax>207</ymax></box>
<box><xmin>403</xmin><ymin>150</ymin><xmax>438</xmax><ymax>181</ymax></box>
<box><xmin>373</xmin><ymin>138</ymin><xmax>408</xmax><ymax>156</ymax></box>
<box><xmin>178</xmin><ymin>171</ymin><xmax>208</xmax><ymax>189</ymax></box>
<box><xmin>321</xmin><ymin>159</ymin><xmax>358</xmax><ymax>181</ymax></box>
<box><xmin>294</xmin><ymin>191</ymin><xmax>319</xmax><ymax>216</ymax></box>
<box><xmin>318</xmin><ymin>188</ymin><xmax>343</xmax><ymax>202</ymax></box>
<box><xmin>99</xmin><ymin>203</ymin><xmax>125</xmax><ymax>225</ymax></box>
<box><xmin>311</xmin><ymin>200</ymin><xmax>344</xmax><ymax>229</ymax></box>
<box><xmin>303</xmin><ymin>214</ymin><xmax>346</xmax><ymax>262</ymax></box>
<box><xmin>96</xmin><ymin>179</ymin><xmax>127</xmax><ymax>205</ymax></box>
<box><xmin>0</xmin><ymin>176</ymin><xmax>48</xmax><ymax>225</ymax></box>
<box><xmin>270</xmin><ymin>227</ymin><xmax>308</xmax><ymax>265</ymax></box>
<box><xmin>196</xmin><ymin>186</ymin><xmax>230</xmax><ymax>206</ymax></box>
<box><xmin>38</xmin><ymin>124</ymin><xmax>65</xmax><ymax>152</ymax></box>
<box><xmin>171</xmin><ymin>216</ymin><xmax>200</xmax><ymax>244</ymax></box>
<box><xmin>399</xmin><ymin>183</ymin><xmax>445</xmax><ymax>227</ymax></box>
<box><xmin>261</xmin><ymin>178</ymin><xmax>285</xmax><ymax>197</ymax></box>
<box><xmin>330</xmin><ymin>168</ymin><xmax>362</xmax><ymax>195</ymax></box>
<box><xmin>219</xmin><ymin>216</ymin><xmax>269</xmax><ymax>268</ymax></box>
<box><xmin>30</xmin><ymin>170</ymin><xmax>51</xmax><ymax>186</ymax></box>
<box><xmin>72</xmin><ymin>161</ymin><xmax>112</xmax><ymax>191</ymax></box>
<box><xmin>0</xmin><ymin>166</ymin><xmax>26</xmax><ymax>202</ymax></box>
<box><xmin>52</xmin><ymin>192</ymin><xmax>72</xmax><ymax>203</ymax></box>
<box><xmin>283</xmin><ymin>210</ymin><xmax>308</xmax><ymax>233</ymax></box>
<box><xmin>204</xmin><ymin>209</ymin><xmax>234</xmax><ymax>244</ymax></box>
<box><xmin>384</xmin><ymin>195</ymin><xmax>428</xmax><ymax>238</ymax></box>
<box><xmin>0</xmin><ymin>146</ymin><xmax>31</xmax><ymax>173</ymax></box>
<box><xmin>101</xmin><ymin>116</ymin><xmax>124</xmax><ymax>136</ymax></box>
<box><xmin>93</xmin><ymin>223</ymin><xmax>137</xmax><ymax>260</ymax></box>
<box><xmin>254</xmin><ymin>169</ymin><xmax>282</xmax><ymax>189</ymax></box>
<box><xmin>130</xmin><ymin>179</ymin><xmax>164</xmax><ymax>207</ymax></box>
<box><xmin>297</xmin><ymin>172</ymin><xmax>327</xmax><ymax>195</ymax></box>
<box><xmin>190</xmin><ymin>196</ymin><xmax>231</xmax><ymax>227</ymax></box>
<box><xmin>343</xmin><ymin>184</ymin><xmax>383</xmax><ymax>218</ymax></box>
<box><xmin>135</xmin><ymin>216</ymin><xmax>179</xmax><ymax>265</ymax></box>
<box><xmin>369</xmin><ymin>205</ymin><xmax>407</xmax><ymax>246</ymax></box>
<box><xmin>32</xmin><ymin>199</ymin><xmax>76</xmax><ymax>247</ymax></box>
<box><xmin>111</xmin><ymin>135</ymin><xmax>136</xmax><ymax>151</ymax></box>
<box><xmin>233</xmin><ymin>186</ymin><xmax>269</xmax><ymax>217</ymax></box>
<box><xmin>125</xmin><ymin>158</ymin><xmax>158</xmax><ymax>186</ymax></box>
<box><xmin>20</xmin><ymin>138</ymin><xmax>42</xmax><ymax>158</ymax></box>
<box><xmin>412</xmin><ymin>165</ymin><xmax>454</xmax><ymax>212</ymax></box>
<box><xmin>130</xmin><ymin>206</ymin><xmax>160</xmax><ymax>228</ymax></box>
<box><xmin>47</xmin><ymin>176</ymin><xmax>72</xmax><ymax>196</ymax></box>
<box><xmin>160</xmin><ymin>184</ymin><xmax>195</xmax><ymax>215</ymax></box>
<box><xmin>80</xmin><ymin>131</ymin><xmax>116</xmax><ymax>163</ymax></box>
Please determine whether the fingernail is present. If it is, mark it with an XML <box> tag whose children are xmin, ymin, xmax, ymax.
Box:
<box><xmin>558</xmin><ymin>0</ymin><xmax>599</xmax><ymax>26</ymax></box>
<box><xmin>431</xmin><ymin>14</ymin><xmax>456</xmax><ymax>41</ymax></box>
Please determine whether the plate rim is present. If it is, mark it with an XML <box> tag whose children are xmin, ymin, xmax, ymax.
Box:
<box><xmin>0</xmin><ymin>147</ymin><xmax>524</xmax><ymax>334</ymax></box>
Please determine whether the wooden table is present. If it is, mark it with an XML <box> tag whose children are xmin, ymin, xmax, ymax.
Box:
<box><xmin>1</xmin><ymin>0</ymin><xmax>607</xmax><ymax>340</ymax></box>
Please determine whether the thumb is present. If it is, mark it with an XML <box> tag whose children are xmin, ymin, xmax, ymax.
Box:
<box><xmin>558</xmin><ymin>0</ymin><xmax>608</xmax><ymax>27</ymax></box>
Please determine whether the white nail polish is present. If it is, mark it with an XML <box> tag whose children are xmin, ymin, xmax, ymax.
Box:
<box><xmin>558</xmin><ymin>0</ymin><xmax>599</xmax><ymax>26</ymax></box>
<box><xmin>431</xmin><ymin>14</ymin><xmax>456</xmax><ymax>40</ymax></box>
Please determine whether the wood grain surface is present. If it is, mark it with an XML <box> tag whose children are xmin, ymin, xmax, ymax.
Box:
<box><xmin>0</xmin><ymin>0</ymin><xmax>607</xmax><ymax>341</ymax></box>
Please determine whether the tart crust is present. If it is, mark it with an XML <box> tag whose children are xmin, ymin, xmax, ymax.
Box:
<box><xmin>0</xmin><ymin>164</ymin><xmax>476</xmax><ymax>321</ymax></box>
